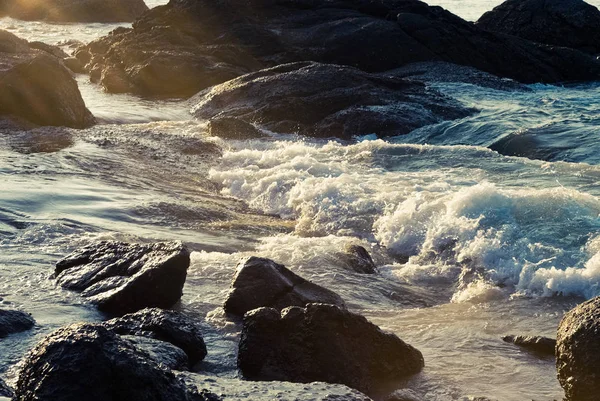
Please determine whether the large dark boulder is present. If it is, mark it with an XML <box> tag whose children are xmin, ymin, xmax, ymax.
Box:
<box><xmin>224</xmin><ymin>257</ymin><xmax>345</xmax><ymax>317</ymax></box>
<box><xmin>477</xmin><ymin>0</ymin><xmax>600</xmax><ymax>55</ymax></box>
<box><xmin>0</xmin><ymin>30</ymin><xmax>95</xmax><ymax>128</ymax></box>
<box><xmin>2</xmin><ymin>0</ymin><xmax>149</xmax><ymax>22</ymax></box>
<box><xmin>13</xmin><ymin>323</ymin><xmax>216</xmax><ymax>401</ymax></box>
<box><xmin>0</xmin><ymin>378</ymin><xmax>13</xmax><ymax>398</ymax></box>
<box><xmin>0</xmin><ymin>308</ymin><xmax>35</xmax><ymax>337</ymax></box>
<box><xmin>238</xmin><ymin>304</ymin><xmax>424</xmax><ymax>395</ymax></box>
<box><xmin>55</xmin><ymin>241</ymin><xmax>190</xmax><ymax>315</ymax></box>
<box><xmin>502</xmin><ymin>334</ymin><xmax>556</xmax><ymax>356</ymax></box>
<box><xmin>104</xmin><ymin>308</ymin><xmax>207</xmax><ymax>365</ymax></box>
<box><xmin>192</xmin><ymin>62</ymin><xmax>473</xmax><ymax>139</ymax></box>
<box><xmin>556</xmin><ymin>296</ymin><xmax>600</xmax><ymax>401</ymax></box>
<box><xmin>77</xmin><ymin>0</ymin><xmax>600</xmax><ymax>98</ymax></box>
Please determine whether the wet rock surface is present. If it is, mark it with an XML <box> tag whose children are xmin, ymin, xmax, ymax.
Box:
<box><xmin>0</xmin><ymin>378</ymin><xmax>13</xmax><ymax>398</ymax></box>
<box><xmin>55</xmin><ymin>241</ymin><xmax>190</xmax><ymax>315</ymax></box>
<box><xmin>121</xmin><ymin>335</ymin><xmax>189</xmax><ymax>370</ymax></box>
<box><xmin>104</xmin><ymin>307</ymin><xmax>207</xmax><ymax>365</ymax></box>
<box><xmin>224</xmin><ymin>256</ymin><xmax>345</xmax><ymax>317</ymax></box>
<box><xmin>238</xmin><ymin>303</ymin><xmax>424</xmax><ymax>395</ymax></box>
<box><xmin>502</xmin><ymin>334</ymin><xmax>556</xmax><ymax>356</ymax></box>
<box><xmin>556</xmin><ymin>296</ymin><xmax>600</xmax><ymax>401</ymax></box>
<box><xmin>0</xmin><ymin>30</ymin><xmax>95</xmax><ymax>128</ymax></box>
<box><xmin>13</xmin><ymin>323</ymin><xmax>217</xmax><ymax>401</ymax></box>
<box><xmin>1</xmin><ymin>0</ymin><xmax>149</xmax><ymax>22</ymax></box>
<box><xmin>477</xmin><ymin>0</ymin><xmax>600</xmax><ymax>55</ymax></box>
<box><xmin>0</xmin><ymin>309</ymin><xmax>35</xmax><ymax>338</ymax></box>
<box><xmin>338</xmin><ymin>245</ymin><xmax>378</xmax><ymax>274</ymax></box>
<box><xmin>192</xmin><ymin>62</ymin><xmax>473</xmax><ymax>140</ymax></box>
<box><xmin>77</xmin><ymin>0</ymin><xmax>600</xmax><ymax>98</ymax></box>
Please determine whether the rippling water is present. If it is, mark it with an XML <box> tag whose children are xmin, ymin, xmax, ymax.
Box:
<box><xmin>1</xmin><ymin>1</ymin><xmax>600</xmax><ymax>400</ymax></box>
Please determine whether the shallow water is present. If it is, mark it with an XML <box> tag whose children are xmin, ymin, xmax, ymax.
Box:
<box><xmin>1</xmin><ymin>1</ymin><xmax>600</xmax><ymax>400</ymax></box>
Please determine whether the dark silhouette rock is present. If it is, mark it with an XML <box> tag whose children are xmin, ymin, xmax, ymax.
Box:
<box><xmin>224</xmin><ymin>257</ymin><xmax>345</xmax><ymax>317</ymax></box>
<box><xmin>121</xmin><ymin>335</ymin><xmax>189</xmax><ymax>370</ymax></box>
<box><xmin>502</xmin><ymin>334</ymin><xmax>556</xmax><ymax>356</ymax></box>
<box><xmin>104</xmin><ymin>308</ymin><xmax>207</xmax><ymax>365</ymax></box>
<box><xmin>78</xmin><ymin>0</ymin><xmax>600</xmax><ymax>98</ymax></box>
<box><xmin>238</xmin><ymin>304</ymin><xmax>424</xmax><ymax>395</ymax></box>
<box><xmin>207</xmin><ymin>117</ymin><xmax>267</xmax><ymax>140</ymax></box>
<box><xmin>13</xmin><ymin>323</ymin><xmax>216</xmax><ymax>401</ymax></box>
<box><xmin>0</xmin><ymin>309</ymin><xmax>35</xmax><ymax>338</ymax></box>
<box><xmin>0</xmin><ymin>30</ymin><xmax>95</xmax><ymax>128</ymax></box>
<box><xmin>64</xmin><ymin>57</ymin><xmax>85</xmax><ymax>74</ymax></box>
<box><xmin>557</xmin><ymin>296</ymin><xmax>600</xmax><ymax>401</ymax></box>
<box><xmin>55</xmin><ymin>241</ymin><xmax>190</xmax><ymax>315</ymax></box>
<box><xmin>338</xmin><ymin>245</ymin><xmax>378</xmax><ymax>274</ymax></box>
<box><xmin>0</xmin><ymin>378</ymin><xmax>13</xmax><ymax>398</ymax></box>
<box><xmin>3</xmin><ymin>0</ymin><xmax>149</xmax><ymax>22</ymax></box>
<box><xmin>477</xmin><ymin>0</ymin><xmax>600</xmax><ymax>55</ymax></box>
<box><xmin>192</xmin><ymin>62</ymin><xmax>473</xmax><ymax>139</ymax></box>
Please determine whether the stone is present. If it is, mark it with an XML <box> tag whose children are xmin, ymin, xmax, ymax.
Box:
<box><xmin>556</xmin><ymin>296</ymin><xmax>600</xmax><ymax>401</ymax></box>
<box><xmin>103</xmin><ymin>308</ymin><xmax>207</xmax><ymax>365</ymax></box>
<box><xmin>3</xmin><ymin>0</ymin><xmax>149</xmax><ymax>22</ymax></box>
<box><xmin>224</xmin><ymin>257</ymin><xmax>345</xmax><ymax>317</ymax></box>
<box><xmin>238</xmin><ymin>303</ymin><xmax>424</xmax><ymax>395</ymax></box>
<box><xmin>121</xmin><ymin>335</ymin><xmax>189</xmax><ymax>370</ymax></box>
<box><xmin>192</xmin><ymin>62</ymin><xmax>474</xmax><ymax>140</ymax></box>
<box><xmin>502</xmin><ymin>334</ymin><xmax>556</xmax><ymax>356</ymax></box>
<box><xmin>55</xmin><ymin>241</ymin><xmax>190</xmax><ymax>315</ymax></box>
<box><xmin>78</xmin><ymin>0</ymin><xmax>600</xmax><ymax>97</ymax></box>
<box><xmin>0</xmin><ymin>378</ymin><xmax>13</xmax><ymax>398</ymax></box>
<box><xmin>339</xmin><ymin>245</ymin><xmax>378</xmax><ymax>274</ymax></box>
<box><xmin>0</xmin><ymin>309</ymin><xmax>35</xmax><ymax>338</ymax></box>
<box><xmin>0</xmin><ymin>30</ymin><xmax>95</xmax><ymax>128</ymax></box>
<box><xmin>207</xmin><ymin>117</ymin><xmax>267</xmax><ymax>140</ymax></box>
<box><xmin>477</xmin><ymin>0</ymin><xmax>600</xmax><ymax>54</ymax></box>
<box><xmin>13</xmin><ymin>323</ymin><xmax>217</xmax><ymax>401</ymax></box>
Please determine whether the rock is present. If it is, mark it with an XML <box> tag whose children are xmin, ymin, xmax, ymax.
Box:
<box><xmin>4</xmin><ymin>0</ymin><xmax>149</xmax><ymax>22</ymax></box>
<box><xmin>502</xmin><ymin>334</ymin><xmax>556</xmax><ymax>356</ymax></box>
<box><xmin>338</xmin><ymin>245</ymin><xmax>378</xmax><ymax>274</ymax></box>
<box><xmin>192</xmin><ymin>62</ymin><xmax>473</xmax><ymax>139</ymax></box>
<box><xmin>477</xmin><ymin>0</ymin><xmax>600</xmax><ymax>55</ymax></box>
<box><xmin>238</xmin><ymin>304</ymin><xmax>424</xmax><ymax>395</ymax></box>
<box><xmin>103</xmin><ymin>308</ymin><xmax>207</xmax><ymax>365</ymax></box>
<box><xmin>121</xmin><ymin>335</ymin><xmax>189</xmax><ymax>370</ymax></box>
<box><xmin>0</xmin><ymin>30</ymin><xmax>95</xmax><ymax>128</ymax></box>
<box><xmin>28</xmin><ymin>41</ymin><xmax>69</xmax><ymax>59</ymax></box>
<box><xmin>79</xmin><ymin>0</ymin><xmax>600</xmax><ymax>98</ymax></box>
<box><xmin>0</xmin><ymin>309</ymin><xmax>35</xmax><ymax>337</ymax></box>
<box><xmin>0</xmin><ymin>378</ymin><xmax>13</xmax><ymax>398</ymax></box>
<box><xmin>556</xmin><ymin>296</ymin><xmax>600</xmax><ymax>401</ymax></box>
<box><xmin>207</xmin><ymin>117</ymin><xmax>267</xmax><ymax>140</ymax></box>
<box><xmin>13</xmin><ymin>323</ymin><xmax>215</xmax><ymax>401</ymax></box>
<box><xmin>55</xmin><ymin>241</ymin><xmax>190</xmax><ymax>315</ymax></box>
<box><xmin>224</xmin><ymin>257</ymin><xmax>345</xmax><ymax>317</ymax></box>
<box><xmin>384</xmin><ymin>389</ymin><xmax>423</xmax><ymax>401</ymax></box>
<box><xmin>64</xmin><ymin>57</ymin><xmax>86</xmax><ymax>74</ymax></box>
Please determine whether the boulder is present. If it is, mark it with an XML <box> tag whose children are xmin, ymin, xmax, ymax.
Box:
<box><xmin>55</xmin><ymin>241</ymin><xmax>190</xmax><ymax>315</ymax></box>
<box><xmin>78</xmin><ymin>0</ymin><xmax>600</xmax><ymax>98</ymax></box>
<box><xmin>0</xmin><ymin>378</ymin><xmax>13</xmax><ymax>398</ymax></box>
<box><xmin>238</xmin><ymin>304</ymin><xmax>424</xmax><ymax>395</ymax></box>
<box><xmin>477</xmin><ymin>0</ymin><xmax>600</xmax><ymax>55</ymax></box>
<box><xmin>338</xmin><ymin>245</ymin><xmax>378</xmax><ymax>274</ymax></box>
<box><xmin>0</xmin><ymin>309</ymin><xmax>35</xmax><ymax>337</ymax></box>
<box><xmin>224</xmin><ymin>257</ymin><xmax>345</xmax><ymax>317</ymax></box>
<box><xmin>103</xmin><ymin>308</ymin><xmax>207</xmax><ymax>365</ymax></box>
<box><xmin>0</xmin><ymin>30</ymin><xmax>95</xmax><ymax>128</ymax></box>
<box><xmin>207</xmin><ymin>117</ymin><xmax>267</xmax><ymax>140</ymax></box>
<box><xmin>3</xmin><ymin>0</ymin><xmax>149</xmax><ymax>22</ymax></box>
<box><xmin>502</xmin><ymin>334</ymin><xmax>556</xmax><ymax>356</ymax></box>
<box><xmin>121</xmin><ymin>335</ymin><xmax>189</xmax><ymax>370</ymax></box>
<box><xmin>556</xmin><ymin>296</ymin><xmax>600</xmax><ymax>401</ymax></box>
<box><xmin>13</xmin><ymin>323</ymin><xmax>216</xmax><ymax>401</ymax></box>
<box><xmin>192</xmin><ymin>62</ymin><xmax>473</xmax><ymax>139</ymax></box>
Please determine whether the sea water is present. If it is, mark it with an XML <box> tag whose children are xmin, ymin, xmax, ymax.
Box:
<box><xmin>1</xmin><ymin>0</ymin><xmax>600</xmax><ymax>400</ymax></box>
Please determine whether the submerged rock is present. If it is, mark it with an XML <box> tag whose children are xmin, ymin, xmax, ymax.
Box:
<box><xmin>2</xmin><ymin>0</ymin><xmax>149</xmax><ymax>22</ymax></box>
<box><xmin>0</xmin><ymin>309</ymin><xmax>35</xmax><ymax>338</ymax></box>
<box><xmin>207</xmin><ymin>117</ymin><xmax>267</xmax><ymax>140</ymax></box>
<box><xmin>477</xmin><ymin>0</ymin><xmax>600</xmax><ymax>55</ymax></box>
<box><xmin>0</xmin><ymin>378</ymin><xmax>13</xmax><ymax>398</ymax></box>
<box><xmin>192</xmin><ymin>62</ymin><xmax>473</xmax><ymax>139</ymax></box>
<box><xmin>338</xmin><ymin>245</ymin><xmax>378</xmax><ymax>274</ymax></box>
<box><xmin>0</xmin><ymin>30</ymin><xmax>95</xmax><ymax>128</ymax></box>
<box><xmin>238</xmin><ymin>304</ymin><xmax>424</xmax><ymax>395</ymax></box>
<box><xmin>55</xmin><ymin>241</ymin><xmax>190</xmax><ymax>315</ymax></box>
<box><xmin>104</xmin><ymin>308</ymin><xmax>207</xmax><ymax>365</ymax></box>
<box><xmin>224</xmin><ymin>256</ymin><xmax>345</xmax><ymax>317</ymax></box>
<box><xmin>502</xmin><ymin>334</ymin><xmax>556</xmax><ymax>356</ymax></box>
<box><xmin>78</xmin><ymin>0</ymin><xmax>600</xmax><ymax>98</ymax></box>
<box><xmin>556</xmin><ymin>296</ymin><xmax>600</xmax><ymax>401</ymax></box>
<box><xmin>13</xmin><ymin>323</ymin><xmax>215</xmax><ymax>401</ymax></box>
